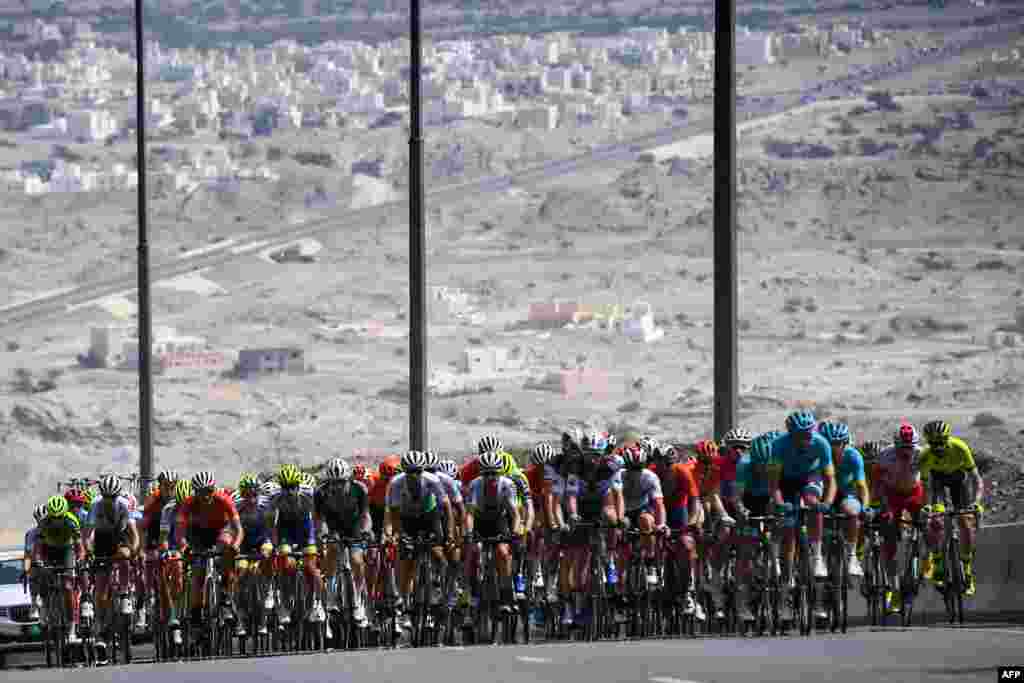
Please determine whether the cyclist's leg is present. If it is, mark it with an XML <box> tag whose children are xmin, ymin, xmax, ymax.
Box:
<box><xmin>800</xmin><ymin>474</ymin><xmax>825</xmax><ymax>560</ymax></box>
<box><xmin>779</xmin><ymin>479</ymin><xmax>801</xmax><ymax>581</ymax></box>
<box><xmin>838</xmin><ymin>495</ymin><xmax>863</xmax><ymax>572</ymax></box>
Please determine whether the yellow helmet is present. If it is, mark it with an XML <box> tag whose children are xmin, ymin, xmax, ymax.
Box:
<box><xmin>499</xmin><ymin>451</ymin><xmax>516</xmax><ymax>477</ymax></box>
<box><xmin>278</xmin><ymin>464</ymin><xmax>302</xmax><ymax>489</ymax></box>
<box><xmin>175</xmin><ymin>479</ymin><xmax>193</xmax><ymax>505</ymax></box>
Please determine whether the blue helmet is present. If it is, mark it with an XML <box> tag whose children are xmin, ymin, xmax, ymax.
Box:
<box><xmin>818</xmin><ymin>421</ymin><xmax>851</xmax><ymax>444</ymax></box>
<box><xmin>749</xmin><ymin>434</ymin><xmax>775</xmax><ymax>466</ymax></box>
<box><xmin>785</xmin><ymin>410</ymin><xmax>816</xmax><ymax>434</ymax></box>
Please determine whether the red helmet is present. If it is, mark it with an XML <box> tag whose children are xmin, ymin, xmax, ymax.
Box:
<box><xmin>379</xmin><ymin>456</ymin><xmax>401</xmax><ymax>479</ymax></box>
<box><xmin>695</xmin><ymin>439</ymin><xmax>719</xmax><ymax>461</ymax></box>
<box><xmin>64</xmin><ymin>488</ymin><xmax>87</xmax><ymax>506</ymax></box>
<box><xmin>894</xmin><ymin>423</ymin><xmax>920</xmax><ymax>448</ymax></box>
<box><xmin>353</xmin><ymin>464</ymin><xmax>368</xmax><ymax>481</ymax></box>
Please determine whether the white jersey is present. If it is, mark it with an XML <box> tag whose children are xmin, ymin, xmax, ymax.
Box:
<box><xmin>877</xmin><ymin>445</ymin><xmax>924</xmax><ymax>494</ymax></box>
<box><xmin>385</xmin><ymin>472</ymin><xmax>447</xmax><ymax>518</ymax></box>
<box><xmin>433</xmin><ymin>471</ymin><xmax>462</xmax><ymax>505</ymax></box>
<box><xmin>466</xmin><ymin>476</ymin><xmax>518</xmax><ymax>517</ymax></box>
<box><xmin>86</xmin><ymin>496</ymin><xmax>132</xmax><ymax>533</ymax></box>
<box><xmin>621</xmin><ymin>469</ymin><xmax>663</xmax><ymax>513</ymax></box>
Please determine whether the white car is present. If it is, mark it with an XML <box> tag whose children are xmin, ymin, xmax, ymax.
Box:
<box><xmin>0</xmin><ymin>546</ymin><xmax>41</xmax><ymax>642</ymax></box>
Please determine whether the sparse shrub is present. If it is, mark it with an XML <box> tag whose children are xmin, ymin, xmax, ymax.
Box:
<box><xmin>972</xmin><ymin>412</ymin><xmax>1005</xmax><ymax>427</ymax></box>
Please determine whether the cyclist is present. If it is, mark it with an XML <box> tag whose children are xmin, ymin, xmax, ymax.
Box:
<box><xmin>720</xmin><ymin>428</ymin><xmax>754</xmax><ymax>513</ymax></box>
<box><xmin>424</xmin><ymin>452</ymin><xmax>464</xmax><ymax>608</ymax></box>
<box><xmin>734</xmin><ymin>433</ymin><xmax>784</xmax><ymax>623</ymax></box>
<box><xmin>369</xmin><ymin>455</ymin><xmax>402</xmax><ymax>540</ymax></box>
<box><xmin>525</xmin><ymin>442</ymin><xmax>564</xmax><ymax>603</ymax></box>
<box><xmin>856</xmin><ymin>439</ymin><xmax>887</xmax><ymax>561</ymax></box>
<box><xmin>463</xmin><ymin>450</ymin><xmax>522</xmax><ymax>615</ymax></box>
<box><xmin>497</xmin><ymin>450</ymin><xmax>534</xmax><ymax>601</ymax></box>
<box><xmin>919</xmin><ymin>420</ymin><xmax>984</xmax><ymax>596</ymax></box>
<box><xmin>233</xmin><ymin>473</ymin><xmax>274</xmax><ymax>637</ymax></box>
<box><xmin>688</xmin><ymin>439</ymin><xmax>736</xmax><ymax>619</ymax></box>
<box><xmin>159</xmin><ymin>479</ymin><xmax>193</xmax><ymax>642</ymax></box>
<box><xmin>383</xmin><ymin>450</ymin><xmax>453</xmax><ymax>628</ymax></box>
<box><xmin>562</xmin><ymin>429</ymin><xmax>624</xmax><ymax>626</ymax></box>
<box><xmin>620</xmin><ymin>444</ymin><xmax>667</xmax><ymax>587</ymax></box>
<box><xmin>819</xmin><ymin>422</ymin><xmax>867</xmax><ymax>577</ymax></box>
<box><xmin>265</xmin><ymin>464</ymin><xmax>322</xmax><ymax>626</ymax></box>
<box><xmin>457</xmin><ymin>434</ymin><xmax>505</xmax><ymax>497</ymax></box>
<box><xmin>64</xmin><ymin>488</ymin><xmax>91</xmax><ymax>527</ymax></box>
<box><xmin>83</xmin><ymin>474</ymin><xmax>140</xmax><ymax>641</ymax></box>
<box><xmin>353</xmin><ymin>463</ymin><xmax>377</xmax><ymax>491</ymax></box>
<box><xmin>175</xmin><ymin>471</ymin><xmax>243</xmax><ymax>629</ymax></box>
<box><xmin>872</xmin><ymin>423</ymin><xmax>925</xmax><ymax>614</ymax></box>
<box><xmin>648</xmin><ymin>441</ymin><xmax>703</xmax><ymax>620</ymax></box>
<box><xmin>138</xmin><ymin>470</ymin><xmax>178</xmax><ymax>632</ymax></box>
<box><xmin>23</xmin><ymin>504</ymin><xmax>47</xmax><ymax>621</ymax></box>
<box><xmin>771</xmin><ymin>411</ymin><xmax>836</xmax><ymax>589</ymax></box>
<box><xmin>34</xmin><ymin>496</ymin><xmax>86</xmax><ymax>644</ymax></box>
<box><xmin>314</xmin><ymin>458</ymin><xmax>373</xmax><ymax>629</ymax></box>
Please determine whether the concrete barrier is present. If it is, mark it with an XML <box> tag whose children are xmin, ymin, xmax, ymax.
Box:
<box><xmin>846</xmin><ymin>521</ymin><xmax>1024</xmax><ymax>621</ymax></box>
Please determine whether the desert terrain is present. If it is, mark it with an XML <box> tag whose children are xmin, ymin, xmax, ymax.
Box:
<box><xmin>2</xmin><ymin>26</ymin><xmax>1024</xmax><ymax>545</ymax></box>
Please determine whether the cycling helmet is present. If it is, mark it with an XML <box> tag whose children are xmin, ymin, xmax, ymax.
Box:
<box><xmin>923</xmin><ymin>420</ymin><xmax>952</xmax><ymax>444</ymax></box>
<box><xmin>64</xmin><ymin>488</ymin><xmax>87</xmax><ymax>506</ymax></box>
<box><xmin>722</xmin><ymin>427</ymin><xmax>754</xmax><ymax>448</ymax></box>
<box><xmin>479</xmin><ymin>450</ymin><xmax>504</xmax><ymax>474</ymax></box>
<box><xmin>860</xmin><ymin>440</ymin><xmax>886</xmax><ymax>460</ymax></box>
<box><xmin>98</xmin><ymin>474</ymin><xmax>122</xmax><ymax>498</ymax></box>
<box><xmin>324</xmin><ymin>458</ymin><xmax>351</xmax><ymax>482</ymax></box>
<box><xmin>694</xmin><ymin>439</ymin><xmax>719</xmax><ymax>461</ymax></box>
<box><xmin>762</xmin><ymin>430</ymin><xmax>785</xmax><ymax>441</ymax></box>
<box><xmin>531</xmin><ymin>442</ymin><xmax>556</xmax><ymax>466</ymax></box>
<box><xmin>238</xmin><ymin>473</ymin><xmax>260</xmax><ymax>494</ymax></box>
<box><xmin>659</xmin><ymin>444</ymin><xmax>680</xmax><ymax>464</ymax></box>
<box><xmin>46</xmin><ymin>495</ymin><xmax>69</xmax><ymax>518</ymax></box>
<box><xmin>175</xmin><ymin>479</ymin><xmax>193</xmax><ymax>505</ymax></box>
<box><xmin>423</xmin><ymin>451</ymin><xmax>440</xmax><ymax>472</ymax></box>
<box><xmin>638</xmin><ymin>436</ymin><xmax>658</xmax><ymax>456</ymax></box>
<box><xmin>478</xmin><ymin>435</ymin><xmax>502</xmax><ymax>455</ymax></box>
<box><xmin>192</xmin><ymin>470</ymin><xmax>216</xmax><ymax>494</ymax></box>
<box><xmin>894</xmin><ymin>423</ymin><xmax>920</xmax><ymax>448</ymax></box>
<box><xmin>352</xmin><ymin>464</ymin><xmax>368</xmax><ymax>481</ymax></box>
<box><xmin>402</xmin><ymin>450</ymin><xmax>427</xmax><ymax>473</ymax></box>
<box><xmin>439</xmin><ymin>459</ymin><xmax>458</xmax><ymax>478</ymax></box>
<box><xmin>562</xmin><ymin>427</ymin><xmax>583</xmax><ymax>451</ymax></box>
<box><xmin>785</xmin><ymin>410</ymin><xmax>817</xmax><ymax>434</ymax></box>
<box><xmin>33</xmin><ymin>504</ymin><xmax>47</xmax><ymax>524</ymax></box>
<box><xmin>379</xmin><ymin>456</ymin><xmax>401</xmax><ymax>478</ymax></box>
<box><xmin>499</xmin><ymin>451</ymin><xmax>519</xmax><ymax>477</ymax></box>
<box><xmin>301</xmin><ymin>472</ymin><xmax>317</xmax><ymax>488</ymax></box>
<box><xmin>818</xmin><ymin>421</ymin><xmax>851</xmax><ymax>444</ymax></box>
<box><xmin>749</xmin><ymin>434</ymin><xmax>774</xmax><ymax>465</ymax></box>
<box><xmin>622</xmin><ymin>444</ymin><xmax>647</xmax><ymax>468</ymax></box>
<box><xmin>277</xmin><ymin>464</ymin><xmax>302</xmax><ymax>489</ymax></box>
<box><xmin>157</xmin><ymin>470</ymin><xmax>179</xmax><ymax>487</ymax></box>
<box><xmin>260</xmin><ymin>481</ymin><xmax>279</xmax><ymax>498</ymax></box>
<box><xmin>83</xmin><ymin>487</ymin><xmax>97</xmax><ymax>507</ymax></box>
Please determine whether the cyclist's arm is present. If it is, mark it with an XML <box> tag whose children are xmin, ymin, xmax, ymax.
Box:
<box><xmin>357</xmin><ymin>488</ymin><xmax>373</xmax><ymax>536</ymax></box>
<box><xmin>441</xmin><ymin>494</ymin><xmax>455</xmax><ymax>539</ymax></box>
<box><xmin>822</xmin><ymin>465</ymin><xmax>837</xmax><ymax>507</ymax></box>
<box><xmin>855</xmin><ymin>478</ymin><xmax>870</xmax><ymax>508</ymax></box>
<box><xmin>383</xmin><ymin>506</ymin><xmax>399</xmax><ymax>540</ymax></box>
<box><xmin>228</xmin><ymin>515</ymin><xmax>244</xmax><ymax>550</ymax></box>
<box><xmin>126</xmin><ymin>518</ymin><xmax>141</xmax><ymax>553</ymax></box>
<box><xmin>652</xmin><ymin>495</ymin><xmax>666</xmax><ymax>528</ymax></box>
<box><xmin>689</xmin><ymin>496</ymin><xmax>703</xmax><ymax>527</ymax></box>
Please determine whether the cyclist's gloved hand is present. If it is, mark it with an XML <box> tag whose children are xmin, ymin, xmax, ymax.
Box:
<box><xmin>815</xmin><ymin>502</ymin><xmax>831</xmax><ymax>514</ymax></box>
<box><xmin>656</xmin><ymin>523</ymin><xmax>670</xmax><ymax>537</ymax></box>
<box><xmin>568</xmin><ymin>514</ymin><xmax>581</xmax><ymax>529</ymax></box>
<box><xmin>361</xmin><ymin>530</ymin><xmax>375</xmax><ymax>543</ymax></box>
<box><xmin>719</xmin><ymin>514</ymin><xmax>736</xmax><ymax>527</ymax></box>
<box><xmin>621</xmin><ymin>516</ymin><xmax>631</xmax><ymax>530</ymax></box>
<box><xmin>862</xmin><ymin>508</ymin><xmax>875</xmax><ymax>522</ymax></box>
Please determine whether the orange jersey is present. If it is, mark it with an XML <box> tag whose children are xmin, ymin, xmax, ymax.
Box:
<box><xmin>176</xmin><ymin>490</ymin><xmax>239</xmax><ymax>532</ymax></box>
<box><xmin>688</xmin><ymin>456</ymin><xmax>722</xmax><ymax>498</ymax></box>
<box><xmin>656</xmin><ymin>463</ymin><xmax>700</xmax><ymax>511</ymax></box>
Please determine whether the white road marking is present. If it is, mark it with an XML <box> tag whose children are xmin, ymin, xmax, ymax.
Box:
<box><xmin>517</xmin><ymin>656</ymin><xmax>552</xmax><ymax>663</ymax></box>
<box><xmin>650</xmin><ymin>677</ymin><xmax>708</xmax><ymax>683</ymax></box>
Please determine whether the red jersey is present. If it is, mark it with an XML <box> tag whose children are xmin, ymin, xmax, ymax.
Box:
<box><xmin>141</xmin><ymin>492</ymin><xmax>167</xmax><ymax>533</ymax></box>
<box><xmin>526</xmin><ymin>464</ymin><xmax>545</xmax><ymax>505</ymax></box>
<box><xmin>176</xmin><ymin>490</ymin><xmax>239</xmax><ymax>532</ymax></box>
<box><xmin>459</xmin><ymin>457</ymin><xmax>481</xmax><ymax>492</ymax></box>
<box><xmin>368</xmin><ymin>476</ymin><xmax>392</xmax><ymax>508</ymax></box>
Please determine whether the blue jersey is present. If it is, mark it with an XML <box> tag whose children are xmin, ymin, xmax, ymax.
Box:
<box><xmin>834</xmin><ymin>446</ymin><xmax>866</xmax><ymax>497</ymax></box>
<box><xmin>772</xmin><ymin>432</ymin><xmax>834</xmax><ymax>480</ymax></box>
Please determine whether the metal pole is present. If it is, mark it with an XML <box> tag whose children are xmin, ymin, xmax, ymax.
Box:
<box><xmin>713</xmin><ymin>0</ymin><xmax>737</xmax><ymax>440</ymax></box>
<box><xmin>408</xmin><ymin>0</ymin><xmax>427</xmax><ymax>451</ymax></box>
<box><xmin>134</xmin><ymin>0</ymin><xmax>155</xmax><ymax>485</ymax></box>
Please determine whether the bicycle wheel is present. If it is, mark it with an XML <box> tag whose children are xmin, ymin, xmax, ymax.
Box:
<box><xmin>947</xmin><ymin>541</ymin><xmax>964</xmax><ymax>625</ymax></box>
<box><xmin>797</xmin><ymin>542</ymin><xmax>814</xmax><ymax>637</ymax></box>
<box><xmin>838</xmin><ymin>542</ymin><xmax>849</xmax><ymax>634</ymax></box>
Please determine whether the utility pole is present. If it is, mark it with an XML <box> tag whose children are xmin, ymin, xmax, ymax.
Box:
<box><xmin>712</xmin><ymin>0</ymin><xmax>738</xmax><ymax>440</ymax></box>
<box><xmin>408</xmin><ymin>0</ymin><xmax>427</xmax><ymax>452</ymax></box>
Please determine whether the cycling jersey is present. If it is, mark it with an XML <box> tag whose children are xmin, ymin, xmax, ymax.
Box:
<box><xmin>621</xmin><ymin>469</ymin><xmax>663</xmax><ymax>514</ymax></box>
<box><xmin>433</xmin><ymin>471</ymin><xmax>463</xmax><ymax>506</ymax></box>
<box><xmin>86</xmin><ymin>496</ymin><xmax>132</xmax><ymax>534</ymax></box>
<box><xmin>507</xmin><ymin>469</ymin><xmax>531</xmax><ymax>507</ymax></box>
<box><xmin>735</xmin><ymin>451</ymin><xmax>782</xmax><ymax>498</ymax></box>
<box><xmin>142</xmin><ymin>492</ymin><xmax>171</xmax><ymax>546</ymax></box>
<box><xmin>458</xmin><ymin>457</ymin><xmax>482</xmax><ymax>494</ymax></box>
<box><xmin>176</xmin><ymin>490</ymin><xmax>240</xmax><ymax>534</ymax></box>
<box><xmin>920</xmin><ymin>436</ymin><xmax>977</xmax><ymax>478</ymax></box>
<box><xmin>466</xmin><ymin>476</ymin><xmax>518</xmax><ymax>519</ymax></box>
<box><xmin>687</xmin><ymin>456</ymin><xmax>723</xmax><ymax>498</ymax></box>
<box><xmin>876</xmin><ymin>445</ymin><xmax>923</xmax><ymax>496</ymax></box>
<box><xmin>772</xmin><ymin>432</ymin><xmax>835</xmax><ymax>479</ymax></box>
<box><xmin>160</xmin><ymin>501</ymin><xmax>182</xmax><ymax>550</ymax></box>
<box><xmin>314</xmin><ymin>480</ymin><xmax>369</xmax><ymax>535</ymax></box>
<box><xmin>24</xmin><ymin>527</ymin><xmax>40</xmax><ymax>555</ymax></box>
<box><xmin>38</xmin><ymin>512</ymin><xmax>82</xmax><ymax>547</ymax></box>
<box><xmin>386</xmin><ymin>472</ymin><xmax>445</xmax><ymax>518</ymax></box>
<box><xmin>653</xmin><ymin>463</ymin><xmax>699</xmax><ymax>511</ymax></box>
<box><xmin>368</xmin><ymin>476</ymin><xmax>394</xmax><ymax>509</ymax></box>
<box><xmin>834</xmin><ymin>446</ymin><xmax>867</xmax><ymax>497</ymax></box>
<box><xmin>234</xmin><ymin>494</ymin><xmax>271</xmax><ymax>549</ymax></box>
<box><xmin>565</xmin><ymin>460</ymin><xmax>623</xmax><ymax>505</ymax></box>
<box><xmin>266</xmin><ymin>486</ymin><xmax>316</xmax><ymax>547</ymax></box>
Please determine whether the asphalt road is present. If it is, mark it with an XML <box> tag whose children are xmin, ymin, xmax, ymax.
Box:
<box><xmin>3</xmin><ymin>625</ymin><xmax>1023</xmax><ymax>682</ymax></box>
